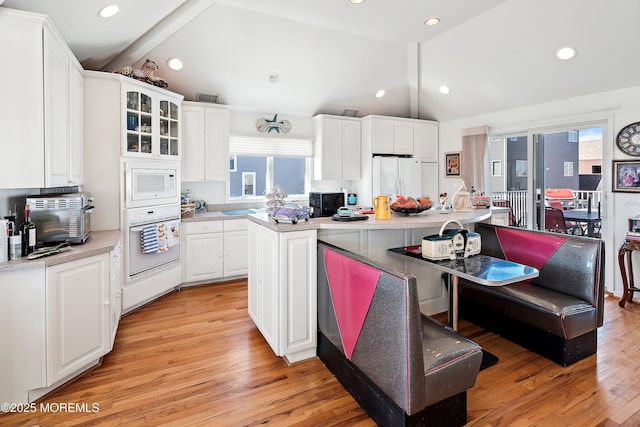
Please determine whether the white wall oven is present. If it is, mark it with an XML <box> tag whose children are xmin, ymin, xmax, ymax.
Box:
<box><xmin>124</xmin><ymin>160</ymin><xmax>180</xmax><ymax>208</ymax></box>
<box><xmin>123</xmin><ymin>204</ymin><xmax>181</xmax><ymax>312</ymax></box>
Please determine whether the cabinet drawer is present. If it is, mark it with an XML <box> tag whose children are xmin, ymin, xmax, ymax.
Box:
<box><xmin>224</xmin><ymin>219</ymin><xmax>248</xmax><ymax>232</ymax></box>
<box><xmin>184</xmin><ymin>221</ymin><xmax>223</xmax><ymax>235</ymax></box>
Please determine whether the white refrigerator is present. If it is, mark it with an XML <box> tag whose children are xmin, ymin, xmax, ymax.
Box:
<box><xmin>372</xmin><ymin>156</ymin><xmax>422</xmax><ymax>199</ymax></box>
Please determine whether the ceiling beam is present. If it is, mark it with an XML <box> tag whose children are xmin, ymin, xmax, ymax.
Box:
<box><xmin>407</xmin><ymin>41</ymin><xmax>420</xmax><ymax>119</ymax></box>
<box><xmin>101</xmin><ymin>0</ymin><xmax>215</xmax><ymax>72</ymax></box>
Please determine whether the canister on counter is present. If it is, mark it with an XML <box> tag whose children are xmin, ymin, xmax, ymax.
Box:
<box><xmin>347</xmin><ymin>193</ymin><xmax>357</xmax><ymax>206</ymax></box>
<box><xmin>9</xmin><ymin>234</ymin><xmax>21</xmax><ymax>260</ymax></box>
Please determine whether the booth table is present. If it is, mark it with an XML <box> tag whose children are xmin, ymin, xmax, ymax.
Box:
<box><xmin>388</xmin><ymin>246</ymin><xmax>539</xmax><ymax>330</ymax></box>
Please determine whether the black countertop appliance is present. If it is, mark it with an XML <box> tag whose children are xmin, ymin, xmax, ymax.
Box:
<box><xmin>309</xmin><ymin>192</ymin><xmax>344</xmax><ymax>217</ymax></box>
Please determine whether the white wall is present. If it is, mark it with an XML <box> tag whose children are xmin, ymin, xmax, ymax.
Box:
<box><xmin>438</xmin><ymin>84</ymin><xmax>640</xmax><ymax>297</ymax></box>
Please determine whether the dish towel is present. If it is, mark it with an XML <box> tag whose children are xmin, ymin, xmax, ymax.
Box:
<box><xmin>156</xmin><ymin>223</ymin><xmax>169</xmax><ymax>253</ymax></box>
<box><xmin>166</xmin><ymin>220</ymin><xmax>180</xmax><ymax>248</ymax></box>
<box><xmin>140</xmin><ymin>224</ymin><xmax>159</xmax><ymax>254</ymax></box>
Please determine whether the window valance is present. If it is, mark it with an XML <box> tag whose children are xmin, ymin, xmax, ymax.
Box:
<box><xmin>229</xmin><ymin>135</ymin><xmax>313</xmax><ymax>157</ymax></box>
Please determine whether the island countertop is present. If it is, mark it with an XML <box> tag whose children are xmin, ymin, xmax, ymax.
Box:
<box><xmin>247</xmin><ymin>208</ymin><xmax>494</xmax><ymax>232</ymax></box>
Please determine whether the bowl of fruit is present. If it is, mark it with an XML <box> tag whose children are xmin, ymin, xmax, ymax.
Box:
<box><xmin>390</xmin><ymin>195</ymin><xmax>434</xmax><ymax>214</ymax></box>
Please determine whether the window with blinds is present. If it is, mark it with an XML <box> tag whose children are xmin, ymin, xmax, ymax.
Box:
<box><xmin>228</xmin><ymin>136</ymin><xmax>312</xmax><ymax>199</ymax></box>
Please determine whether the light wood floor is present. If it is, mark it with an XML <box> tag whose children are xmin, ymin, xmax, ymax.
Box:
<box><xmin>2</xmin><ymin>279</ymin><xmax>640</xmax><ymax>427</ymax></box>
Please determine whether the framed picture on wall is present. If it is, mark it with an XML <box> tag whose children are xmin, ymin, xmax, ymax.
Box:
<box><xmin>613</xmin><ymin>160</ymin><xmax>640</xmax><ymax>192</ymax></box>
<box><xmin>445</xmin><ymin>152</ymin><xmax>461</xmax><ymax>177</ymax></box>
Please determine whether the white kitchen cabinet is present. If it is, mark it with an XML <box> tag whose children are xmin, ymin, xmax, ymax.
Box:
<box><xmin>0</xmin><ymin>268</ymin><xmax>46</xmax><ymax>404</ymax></box>
<box><xmin>46</xmin><ymin>253</ymin><xmax>110</xmax><ymax>385</ymax></box>
<box><xmin>69</xmin><ymin>62</ymin><xmax>85</xmax><ymax>185</ymax></box>
<box><xmin>362</xmin><ymin>116</ymin><xmax>414</xmax><ymax>155</ymax></box>
<box><xmin>45</xmin><ymin>39</ymin><xmax>85</xmax><ymax>188</ymax></box>
<box><xmin>414</xmin><ymin>121</ymin><xmax>439</xmax><ymax>162</ymax></box>
<box><xmin>84</xmin><ymin>71</ymin><xmax>184</xmax><ymax>231</ymax></box>
<box><xmin>248</xmin><ymin>221</ymin><xmax>317</xmax><ymax>362</ymax></box>
<box><xmin>223</xmin><ymin>219</ymin><xmax>249</xmax><ymax>277</ymax></box>
<box><xmin>0</xmin><ymin>9</ymin><xmax>84</xmax><ymax>189</ymax></box>
<box><xmin>421</xmin><ymin>162</ymin><xmax>439</xmax><ymax>199</ymax></box>
<box><xmin>393</xmin><ymin>120</ymin><xmax>414</xmax><ymax>155</ymax></box>
<box><xmin>183</xmin><ymin>221</ymin><xmax>224</xmax><ymax>283</ymax></box>
<box><xmin>123</xmin><ymin>83</ymin><xmax>181</xmax><ymax>159</ymax></box>
<box><xmin>182</xmin><ymin>219</ymin><xmax>248</xmax><ymax>284</ymax></box>
<box><xmin>313</xmin><ymin>114</ymin><xmax>361</xmax><ymax>180</ymax></box>
<box><xmin>367</xmin><ymin>116</ymin><xmax>394</xmax><ymax>154</ymax></box>
<box><xmin>248</xmin><ymin>221</ymin><xmax>279</xmax><ymax>352</ymax></box>
<box><xmin>182</xmin><ymin>101</ymin><xmax>231</xmax><ymax>182</ymax></box>
<box><xmin>110</xmin><ymin>239</ymin><xmax>123</xmax><ymax>349</ymax></box>
<box><xmin>362</xmin><ymin>115</ymin><xmax>438</xmax><ymax>158</ymax></box>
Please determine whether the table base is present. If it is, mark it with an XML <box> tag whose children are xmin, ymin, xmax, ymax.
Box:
<box><xmin>481</xmin><ymin>350</ymin><xmax>499</xmax><ymax>370</ymax></box>
<box><xmin>618</xmin><ymin>238</ymin><xmax>640</xmax><ymax>308</ymax></box>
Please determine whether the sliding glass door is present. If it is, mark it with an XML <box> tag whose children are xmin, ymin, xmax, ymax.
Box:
<box><xmin>490</xmin><ymin>125</ymin><xmax>603</xmax><ymax>234</ymax></box>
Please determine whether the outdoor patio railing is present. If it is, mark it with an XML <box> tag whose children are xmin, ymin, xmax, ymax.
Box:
<box><xmin>491</xmin><ymin>190</ymin><xmax>602</xmax><ymax>229</ymax></box>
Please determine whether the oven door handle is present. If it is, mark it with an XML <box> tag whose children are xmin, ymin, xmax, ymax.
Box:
<box><xmin>130</xmin><ymin>225</ymin><xmax>152</xmax><ymax>233</ymax></box>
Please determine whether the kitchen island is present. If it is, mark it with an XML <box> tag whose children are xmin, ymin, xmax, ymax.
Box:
<box><xmin>246</xmin><ymin>208</ymin><xmax>494</xmax><ymax>363</ymax></box>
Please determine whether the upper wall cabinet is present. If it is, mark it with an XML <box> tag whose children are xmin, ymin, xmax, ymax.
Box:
<box><xmin>313</xmin><ymin>115</ymin><xmax>361</xmax><ymax>181</ymax></box>
<box><xmin>413</xmin><ymin>120</ymin><xmax>439</xmax><ymax>162</ymax></box>
<box><xmin>181</xmin><ymin>101</ymin><xmax>231</xmax><ymax>182</ymax></box>
<box><xmin>362</xmin><ymin>116</ymin><xmax>413</xmax><ymax>156</ymax></box>
<box><xmin>361</xmin><ymin>115</ymin><xmax>438</xmax><ymax>160</ymax></box>
<box><xmin>83</xmin><ymin>71</ymin><xmax>184</xmax><ymax>230</ymax></box>
<box><xmin>0</xmin><ymin>9</ymin><xmax>84</xmax><ymax>189</ymax></box>
<box><xmin>123</xmin><ymin>84</ymin><xmax>182</xmax><ymax>159</ymax></box>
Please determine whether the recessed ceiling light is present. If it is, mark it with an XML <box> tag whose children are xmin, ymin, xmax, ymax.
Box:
<box><xmin>98</xmin><ymin>4</ymin><xmax>119</xmax><ymax>18</ymax></box>
<box><xmin>166</xmin><ymin>57</ymin><xmax>183</xmax><ymax>71</ymax></box>
<box><xmin>350</xmin><ymin>0</ymin><xmax>365</xmax><ymax>4</ymax></box>
<box><xmin>375</xmin><ymin>89</ymin><xmax>386</xmax><ymax>98</ymax></box>
<box><xmin>424</xmin><ymin>17</ymin><xmax>440</xmax><ymax>26</ymax></box>
<box><xmin>439</xmin><ymin>86</ymin><xmax>450</xmax><ymax>94</ymax></box>
<box><xmin>556</xmin><ymin>47</ymin><xmax>576</xmax><ymax>60</ymax></box>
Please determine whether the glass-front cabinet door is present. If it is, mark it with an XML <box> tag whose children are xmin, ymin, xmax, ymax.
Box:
<box><xmin>126</xmin><ymin>90</ymin><xmax>153</xmax><ymax>155</ymax></box>
<box><xmin>122</xmin><ymin>84</ymin><xmax>180</xmax><ymax>159</ymax></box>
<box><xmin>159</xmin><ymin>99</ymin><xmax>180</xmax><ymax>157</ymax></box>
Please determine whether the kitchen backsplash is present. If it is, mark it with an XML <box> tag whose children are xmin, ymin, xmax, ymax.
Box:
<box><xmin>0</xmin><ymin>188</ymin><xmax>39</xmax><ymax>224</ymax></box>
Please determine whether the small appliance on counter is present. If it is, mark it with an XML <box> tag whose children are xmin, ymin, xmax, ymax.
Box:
<box><xmin>26</xmin><ymin>192</ymin><xmax>94</xmax><ymax>245</ymax></box>
<box><xmin>309</xmin><ymin>192</ymin><xmax>345</xmax><ymax>217</ymax></box>
<box><xmin>422</xmin><ymin>220</ymin><xmax>481</xmax><ymax>261</ymax></box>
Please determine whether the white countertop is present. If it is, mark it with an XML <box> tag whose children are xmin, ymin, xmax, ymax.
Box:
<box><xmin>0</xmin><ymin>229</ymin><xmax>123</xmax><ymax>272</ymax></box>
<box><xmin>182</xmin><ymin>211</ymin><xmax>233</xmax><ymax>222</ymax></box>
<box><xmin>183</xmin><ymin>207</ymin><xmax>505</xmax><ymax>228</ymax></box>
<box><xmin>246</xmin><ymin>208</ymin><xmax>493</xmax><ymax>232</ymax></box>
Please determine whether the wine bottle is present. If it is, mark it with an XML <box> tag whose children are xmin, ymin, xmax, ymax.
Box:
<box><xmin>21</xmin><ymin>204</ymin><xmax>37</xmax><ymax>256</ymax></box>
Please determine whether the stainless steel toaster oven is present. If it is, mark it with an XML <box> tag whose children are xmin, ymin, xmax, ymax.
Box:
<box><xmin>26</xmin><ymin>192</ymin><xmax>94</xmax><ymax>245</ymax></box>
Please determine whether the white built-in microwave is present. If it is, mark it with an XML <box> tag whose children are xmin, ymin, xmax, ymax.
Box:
<box><xmin>124</xmin><ymin>161</ymin><xmax>180</xmax><ymax>208</ymax></box>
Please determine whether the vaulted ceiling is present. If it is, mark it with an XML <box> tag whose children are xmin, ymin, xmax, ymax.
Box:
<box><xmin>3</xmin><ymin>0</ymin><xmax>639</xmax><ymax>122</ymax></box>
